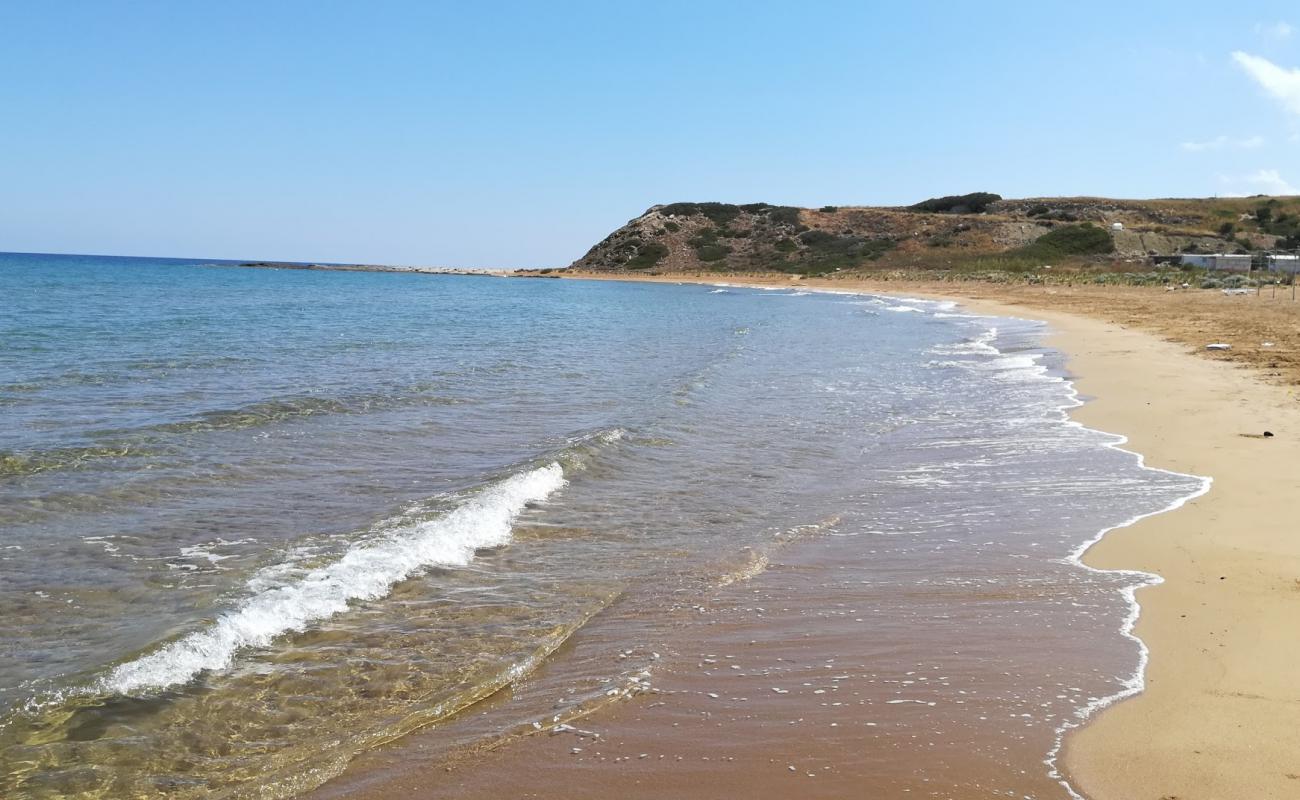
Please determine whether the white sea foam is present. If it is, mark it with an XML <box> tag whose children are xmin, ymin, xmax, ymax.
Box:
<box><xmin>931</xmin><ymin>305</ymin><xmax>1210</xmax><ymax>798</ymax></box>
<box><xmin>975</xmin><ymin>353</ymin><xmax>1060</xmax><ymax>384</ymax></box>
<box><xmin>901</xmin><ymin>297</ymin><xmax>1210</xmax><ymax>797</ymax></box>
<box><xmin>1040</xmin><ymin>376</ymin><xmax>1211</xmax><ymax>799</ymax></box>
<box><xmin>82</xmin><ymin>536</ymin><xmax>121</xmax><ymax>555</ymax></box>
<box><xmin>708</xmin><ymin>284</ymin><xmax>1205</xmax><ymax>799</ymax></box>
<box><xmin>100</xmin><ymin>463</ymin><xmax>566</xmax><ymax>695</ymax></box>
<box><xmin>873</xmin><ymin>295</ymin><xmax>958</xmax><ymax>313</ymax></box>
<box><xmin>178</xmin><ymin>537</ymin><xmax>257</xmax><ymax>567</ymax></box>
<box><xmin>595</xmin><ymin>427</ymin><xmax>625</xmax><ymax>444</ymax></box>
<box><xmin>930</xmin><ymin>327</ymin><xmax>1000</xmax><ymax>356</ymax></box>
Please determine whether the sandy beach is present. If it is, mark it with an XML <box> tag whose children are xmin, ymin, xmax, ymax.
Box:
<box><xmin>640</xmin><ymin>273</ymin><xmax>1300</xmax><ymax>799</ymax></box>
<box><xmin>644</xmin><ymin>273</ymin><xmax>1300</xmax><ymax>798</ymax></box>
<box><xmin>878</xmin><ymin>284</ymin><xmax>1300</xmax><ymax>799</ymax></box>
<box><xmin>313</xmin><ymin>272</ymin><xmax>1300</xmax><ymax>799</ymax></box>
<box><xmin>1030</xmin><ymin>310</ymin><xmax>1300</xmax><ymax>799</ymax></box>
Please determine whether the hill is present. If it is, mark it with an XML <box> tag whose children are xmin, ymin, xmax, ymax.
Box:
<box><xmin>566</xmin><ymin>194</ymin><xmax>1300</xmax><ymax>276</ymax></box>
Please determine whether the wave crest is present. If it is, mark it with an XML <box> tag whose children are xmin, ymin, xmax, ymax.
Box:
<box><xmin>101</xmin><ymin>462</ymin><xmax>566</xmax><ymax>695</ymax></box>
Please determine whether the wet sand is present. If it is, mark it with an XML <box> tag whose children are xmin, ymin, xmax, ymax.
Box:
<box><xmin>1032</xmin><ymin>310</ymin><xmax>1300</xmax><ymax>799</ymax></box>
<box><xmin>317</xmin><ymin>534</ymin><xmax>1101</xmax><ymax>799</ymax></box>
<box><xmin>316</xmin><ymin>272</ymin><xmax>1300</xmax><ymax>799</ymax></box>
<box><xmin>633</xmin><ymin>273</ymin><xmax>1300</xmax><ymax>798</ymax></box>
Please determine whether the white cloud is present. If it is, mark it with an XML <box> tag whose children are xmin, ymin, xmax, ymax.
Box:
<box><xmin>1217</xmin><ymin>169</ymin><xmax>1299</xmax><ymax>197</ymax></box>
<box><xmin>1244</xmin><ymin>169</ymin><xmax>1298</xmax><ymax>195</ymax></box>
<box><xmin>1233</xmin><ymin>51</ymin><xmax>1300</xmax><ymax>115</ymax></box>
<box><xmin>1255</xmin><ymin>21</ymin><xmax>1293</xmax><ymax>39</ymax></box>
<box><xmin>1181</xmin><ymin>135</ymin><xmax>1265</xmax><ymax>151</ymax></box>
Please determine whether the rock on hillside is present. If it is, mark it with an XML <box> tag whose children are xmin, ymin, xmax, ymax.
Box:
<box><xmin>568</xmin><ymin>195</ymin><xmax>1294</xmax><ymax>274</ymax></box>
<box><xmin>570</xmin><ymin>201</ymin><xmax>1044</xmax><ymax>274</ymax></box>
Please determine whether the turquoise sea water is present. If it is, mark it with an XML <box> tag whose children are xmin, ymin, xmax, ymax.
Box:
<box><xmin>0</xmin><ymin>253</ymin><xmax>1203</xmax><ymax>798</ymax></box>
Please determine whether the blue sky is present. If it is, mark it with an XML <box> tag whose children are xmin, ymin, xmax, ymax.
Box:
<box><xmin>1</xmin><ymin>1</ymin><xmax>1298</xmax><ymax>267</ymax></box>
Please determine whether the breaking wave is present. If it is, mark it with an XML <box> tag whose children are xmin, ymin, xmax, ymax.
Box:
<box><xmin>101</xmin><ymin>462</ymin><xmax>567</xmax><ymax>695</ymax></box>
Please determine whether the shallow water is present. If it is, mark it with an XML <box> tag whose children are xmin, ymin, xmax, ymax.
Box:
<box><xmin>0</xmin><ymin>254</ymin><xmax>1203</xmax><ymax>798</ymax></box>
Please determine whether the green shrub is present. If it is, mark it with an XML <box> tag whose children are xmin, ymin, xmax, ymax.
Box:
<box><xmin>1262</xmin><ymin>215</ymin><xmax>1299</xmax><ymax>238</ymax></box>
<box><xmin>695</xmin><ymin>244</ymin><xmax>731</xmax><ymax>262</ymax></box>
<box><xmin>909</xmin><ymin>192</ymin><xmax>1001</xmax><ymax>214</ymax></box>
<box><xmin>657</xmin><ymin>202</ymin><xmax>741</xmax><ymax>225</ymax></box>
<box><xmin>797</xmin><ymin>229</ymin><xmax>837</xmax><ymax>247</ymax></box>
<box><xmin>698</xmin><ymin>204</ymin><xmax>741</xmax><ymax>225</ymax></box>
<box><xmin>611</xmin><ymin>238</ymin><xmax>643</xmax><ymax>255</ymax></box>
<box><xmin>655</xmin><ymin>201</ymin><xmax>810</xmax><ymax>230</ymax></box>
<box><xmin>774</xmin><ymin>237</ymin><xmax>797</xmax><ymax>252</ymax></box>
<box><xmin>664</xmin><ymin>221</ymin><xmax>680</xmax><ymax>233</ymax></box>
<box><xmin>857</xmin><ymin>240</ymin><xmax>896</xmax><ymax>260</ymax></box>
<box><xmin>1026</xmin><ymin>204</ymin><xmax>1050</xmax><ymax>217</ymax></box>
<box><xmin>820</xmin><ymin>205</ymin><xmax>839</xmax><ymax>213</ymax></box>
<box><xmin>689</xmin><ymin>227</ymin><xmax>720</xmax><ymax>248</ymax></box>
<box><xmin>1011</xmin><ymin>223</ymin><xmax>1115</xmax><ymax>260</ymax></box>
<box><xmin>765</xmin><ymin>206</ymin><xmax>802</xmax><ymax>226</ymax></box>
<box><xmin>794</xmin><ymin>229</ymin><xmax>896</xmax><ymax>270</ymax></box>
<box><xmin>1218</xmin><ymin>222</ymin><xmax>1235</xmax><ymax>237</ymax></box>
<box><xmin>626</xmin><ymin>242</ymin><xmax>668</xmax><ymax>269</ymax></box>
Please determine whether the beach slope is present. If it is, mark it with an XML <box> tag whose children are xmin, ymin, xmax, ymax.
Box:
<box><xmin>316</xmin><ymin>274</ymin><xmax>1300</xmax><ymax>799</ymax></box>
<box><xmin>563</xmin><ymin>275</ymin><xmax>1300</xmax><ymax>798</ymax></box>
<box><xmin>1040</xmin><ymin>310</ymin><xmax>1300</xmax><ymax>798</ymax></box>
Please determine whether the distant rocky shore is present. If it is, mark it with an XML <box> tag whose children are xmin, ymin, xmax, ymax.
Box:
<box><xmin>235</xmin><ymin>261</ymin><xmax>509</xmax><ymax>276</ymax></box>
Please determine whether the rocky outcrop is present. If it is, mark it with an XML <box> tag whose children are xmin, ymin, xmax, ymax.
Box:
<box><xmin>569</xmin><ymin>202</ymin><xmax>1051</xmax><ymax>274</ymax></box>
<box><xmin>569</xmin><ymin>196</ymin><xmax>1294</xmax><ymax>274</ymax></box>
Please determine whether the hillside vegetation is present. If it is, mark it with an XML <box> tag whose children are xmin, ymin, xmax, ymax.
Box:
<box><xmin>566</xmin><ymin>194</ymin><xmax>1300</xmax><ymax>277</ymax></box>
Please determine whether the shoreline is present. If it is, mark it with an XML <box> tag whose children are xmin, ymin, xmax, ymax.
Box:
<box><xmin>548</xmin><ymin>271</ymin><xmax>1300</xmax><ymax>798</ymax></box>
<box><xmin>1045</xmin><ymin>366</ymin><xmax>1213</xmax><ymax>797</ymax></box>
<box><xmin>306</xmin><ymin>270</ymin><xmax>1300</xmax><ymax>799</ymax></box>
<box><xmin>1028</xmin><ymin>304</ymin><xmax>1299</xmax><ymax>799</ymax></box>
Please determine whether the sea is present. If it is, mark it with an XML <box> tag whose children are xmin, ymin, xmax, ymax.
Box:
<box><xmin>0</xmin><ymin>252</ymin><xmax>1206</xmax><ymax>798</ymax></box>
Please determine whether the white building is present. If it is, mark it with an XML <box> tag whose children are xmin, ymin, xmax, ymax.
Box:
<box><xmin>1179</xmin><ymin>253</ymin><xmax>1252</xmax><ymax>272</ymax></box>
<box><xmin>1266</xmin><ymin>254</ymin><xmax>1299</xmax><ymax>273</ymax></box>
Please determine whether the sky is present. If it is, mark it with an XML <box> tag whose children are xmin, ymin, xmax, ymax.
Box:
<box><xmin>1</xmin><ymin>1</ymin><xmax>1299</xmax><ymax>267</ymax></box>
